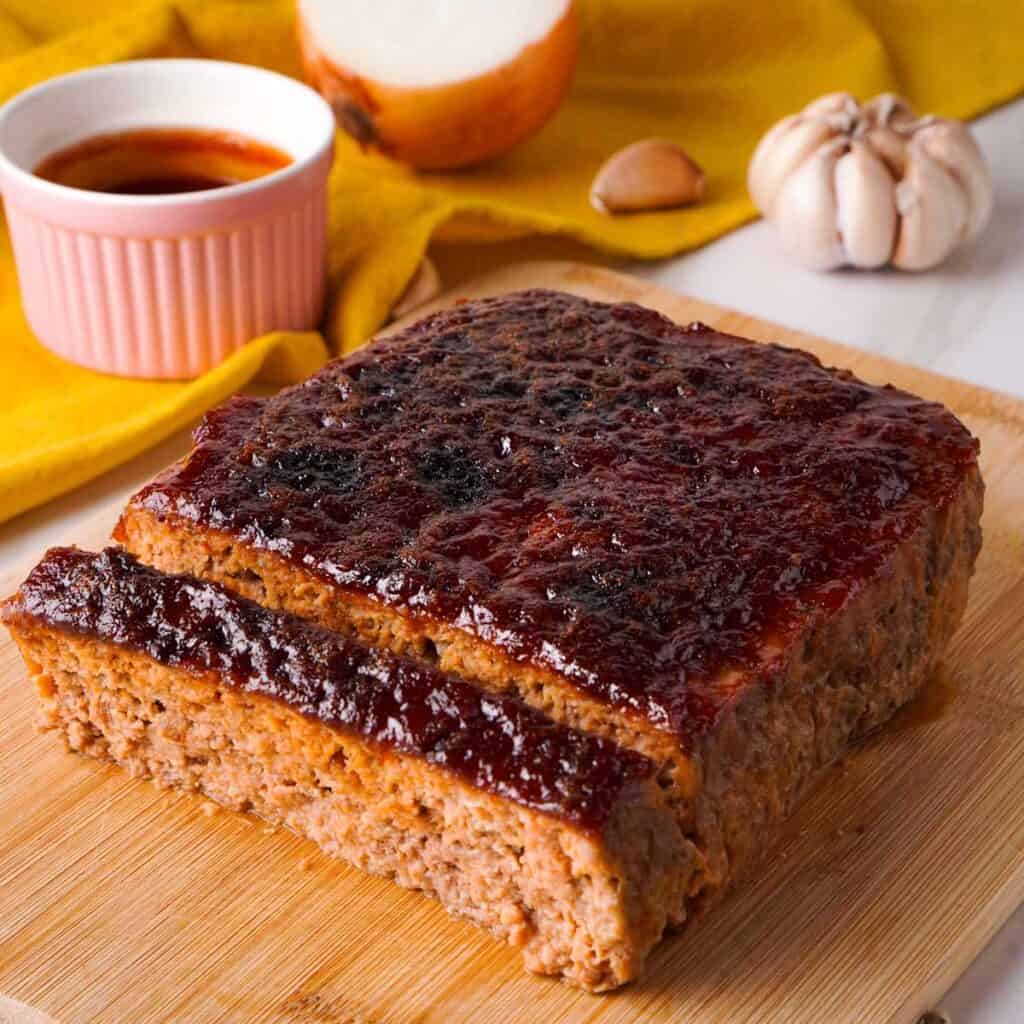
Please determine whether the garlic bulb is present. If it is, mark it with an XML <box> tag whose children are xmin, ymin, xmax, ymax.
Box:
<box><xmin>748</xmin><ymin>93</ymin><xmax>992</xmax><ymax>271</ymax></box>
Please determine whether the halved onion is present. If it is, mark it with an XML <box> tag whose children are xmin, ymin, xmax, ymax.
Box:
<box><xmin>297</xmin><ymin>0</ymin><xmax>578</xmax><ymax>170</ymax></box>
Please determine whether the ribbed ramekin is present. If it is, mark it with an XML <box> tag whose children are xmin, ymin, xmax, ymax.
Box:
<box><xmin>0</xmin><ymin>60</ymin><xmax>335</xmax><ymax>379</ymax></box>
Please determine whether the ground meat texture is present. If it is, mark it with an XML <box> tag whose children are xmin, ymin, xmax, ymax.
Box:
<box><xmin>1</xmin><ymin>549</ymin><xmax>692</xmax><ymax>992</ymax></box>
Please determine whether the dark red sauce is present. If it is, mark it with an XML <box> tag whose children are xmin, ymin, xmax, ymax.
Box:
<box><xmin>6</xmin><ymin>547</ymin><xmax>652</xmax><ymax>832</ymax></box>
<box><xmin>108</xmin><ymin>175</ymin><xmax>233</xmax><ymax>195</ymax></box>
<box><xmin>131</xmin><ymin>290</ymin><xmax>980</xmax><ymax>742</ymax></box>
<box><xmin>34</xmin><ymin>128</ymin><xmax>290</xmax><ymax>195</ymax></box>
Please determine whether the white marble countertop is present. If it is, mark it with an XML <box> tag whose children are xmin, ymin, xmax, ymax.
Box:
<box><xmin>3</xmin><ymin>98</ymin><xmax>1022</xmax><ymax>1024</ymax></box>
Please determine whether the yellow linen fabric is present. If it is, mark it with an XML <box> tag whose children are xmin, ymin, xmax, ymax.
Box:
<box><xmin>2</xmin><ymin>0</ymin><xmax>1022</xmax><ymax>523</ymax></box>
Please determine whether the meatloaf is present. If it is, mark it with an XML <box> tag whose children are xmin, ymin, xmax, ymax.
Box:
<box><xmin>2</xmin><ymin>547</ymin><xmax>692</xmax><ymax>991</ymax></box>
<box><xmin>116</xmin><ymin>289</ymin><xmax>984</xmax><ymax>911</ymax></box>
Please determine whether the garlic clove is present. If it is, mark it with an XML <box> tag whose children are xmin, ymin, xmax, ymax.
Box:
<box><xmin>748</xmin><ymin>115</ymin><xmax>837</xmax><ymax>216</ymax></box>
<box><xmin>804</xmin><ymin>92</ymin><xmax>860</xmax><ymax>135</ymax></box>
<box><xmin>391</xmin><ymin>257</ymin><xmax>441</xmax><ymax>319</ymax></box>
<box><xmin>862</xmin><ymin>93</ymin><xmax>916</xmax><ymax>129</ymax></box>
<box><xmin>915</xmin><ymin>119</ymin><xmax>992</xmax><ymax>242</ymax></box>
<box><xmin>747</xmin><ymin>114</ymin><xmax>799</xmax><ymax>212</ymax></box>
<box><xmin>865</xmin><ymin>125</ymin><xmax>909</xmax><ymax>179</ymax></box>
<box><xmin>834</xmin><ymin>140</ymin><xmax>897</xmax><ymax>268</ymax></box>
<box><xmin>590</xmin><ymin>139</ymin><xmax>704</xmax><ymax>214</ymax></box>
<box><xmin>771</xmin><ymin>138</ymin><xmax>846</xmax><ymax>270</ymax></box>
<box><xmin>892</xmin><ymin>143</ymin><xmax>969</xmax><ymax>271</ymax></box>
<box><xmin>801</xmin><ymin>91</ymin><xmax>858</xmax><ymax>120</ymax></box>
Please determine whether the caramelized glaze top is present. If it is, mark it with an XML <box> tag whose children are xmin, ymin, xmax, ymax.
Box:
<box><xmin>6</xmin><ymin>547</ymin><xmax>653</xmax><ymax>831</ymax></box>
<box><xmin>132</xmin><ymin>290</ymin><xmax>979</xmax><ymax>741</ymax></box>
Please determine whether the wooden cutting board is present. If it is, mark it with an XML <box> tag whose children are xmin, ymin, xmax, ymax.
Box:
<box><xmin>2</xmin><ymin>262</ymin><xmax>1022</xmax><ymax>1024</ymax></box>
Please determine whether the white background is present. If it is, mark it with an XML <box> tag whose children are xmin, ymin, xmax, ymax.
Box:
<box><xmin>2</xmin><ymin>99</ymin><xmax>1022</xmax><ymax>1023</ymax></box>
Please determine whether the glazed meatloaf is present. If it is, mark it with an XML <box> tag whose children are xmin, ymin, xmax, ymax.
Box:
<box><xmin>116</xmin><ymin>289</ymin><xmax>984</xmax><ymax>914</ymax></box>
<box><xmin>2</xmin><ymin>547</ymin><xmax>692</xmax><ymax>991</ymax></box>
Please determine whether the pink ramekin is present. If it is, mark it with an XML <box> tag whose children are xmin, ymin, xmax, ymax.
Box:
<box><xmin>0</xmin><ymin>60</ymin><xmax>335</xmax><ymax>379</ymax></box>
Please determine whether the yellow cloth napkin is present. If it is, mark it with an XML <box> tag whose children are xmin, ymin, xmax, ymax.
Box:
<box><xmin>3</xmin><ymin>0</ymin><xmax>1023</xmax><ymax>524</ymax></box>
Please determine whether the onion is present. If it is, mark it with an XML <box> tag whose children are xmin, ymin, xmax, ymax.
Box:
<box><xmin>297</xmin><ymin>0</ymin><xmax>578</xmax><ymax>170</ymax></box>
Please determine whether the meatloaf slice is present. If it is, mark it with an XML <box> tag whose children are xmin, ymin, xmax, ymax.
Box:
<box><xmin>2</xmin><ymin>547</ymin><xmax>692</xmax><ymax>992</ymax></box>
<box><xmin>116</xmin><ymin>289</ymin><xmax>985</xmax><ymax>907</ymax></box>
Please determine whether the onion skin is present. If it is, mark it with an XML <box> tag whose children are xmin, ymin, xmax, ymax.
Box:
<box><xmin>298</xmin><ymin>4</ymin><xmax>579</xmax><ymax>170</ymax></box>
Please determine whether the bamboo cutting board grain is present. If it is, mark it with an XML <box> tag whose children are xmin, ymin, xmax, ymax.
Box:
<box><xmin>2</xmin><ymin>262</ymin><xmax>1023</xmax><ymax>1024</ymax></box>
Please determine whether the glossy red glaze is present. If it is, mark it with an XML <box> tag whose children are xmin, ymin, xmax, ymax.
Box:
<box><xmin>133</xmin><ymin>290</ymin><xmax>979</xmax><ymax>741</ymax></box>
<box><xmin>6</xmin><ymin>547</ymin><xmax>653</xmax><ymax>832</ymax></box>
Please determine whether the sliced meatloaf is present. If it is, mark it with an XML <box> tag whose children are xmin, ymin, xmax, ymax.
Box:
<box><xmin>115</xmin><ymin>289</ymin><xmax>984</xmax><ymax>909</ymax></box>
<box><xmin>2</xmin><ymin>547</ymin><xmax>691</xmax><ymax>992</ymax></box>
